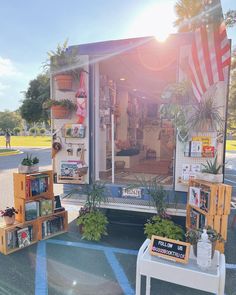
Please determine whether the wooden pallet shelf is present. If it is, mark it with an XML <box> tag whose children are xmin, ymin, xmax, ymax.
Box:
<box><xmin>186</xmin><ymin>179</ymin><xmax>232</xmax><ymax>254</ymax></box>
<box><xmin>0</xmin><ymin>170</ymin><xmax>68</xmax><ymax>255</ymax></box>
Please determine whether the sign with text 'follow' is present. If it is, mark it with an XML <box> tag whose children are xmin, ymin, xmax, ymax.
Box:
<box><xmin>149</xmin><ymin>236</ymin><xmax>190</xmax><ymax>264</ymax></box>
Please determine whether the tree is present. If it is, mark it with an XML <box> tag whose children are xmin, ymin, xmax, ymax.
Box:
<box><xmin>0</xmin><ymin>111</ymin><xmax>22</xmax><ymax>132</ymax></box>
<box><xmin>174</xmin><ymin>0</ymin><xmax>203</xmax><ymax>32</ymax></box>
<box><xmin>224</xmin><ymin>10</ymin><xmax>236</xmax><ymax>28</ymax></box>
<box><xmin>227</xmin><ymin>49</ymin><xmax>236</xmax><ymax>134</ymax></box>
<box><xmin>174</xmin><ymin>0</ymin><xmax>235</xmax><ymax>32</ymax></box>
<box><xmin>20</xmin><ymin>74</ymin><xmax>50</xmax><ymax>124</ymax></box>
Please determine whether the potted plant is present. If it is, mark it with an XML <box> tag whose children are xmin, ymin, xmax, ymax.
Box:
<box><xmin>196</xmin><ymin>154</ymin><xmax>224</xmax><ymax>183</ymax></box>
<box><xmin>43</xmin><ymin>99</ymin><xmax>77</xmax><ymax>119</ymax></box>
<box><xmin>77</xmin><ymin>182</ymin><xmax>108</xmax><ymax>241</ymax></box>
<box><xmin>44</xmin><ymin>40</ymin><xmax>81</xmax><ymax>91</ymax></box>
<box><xmin>144</xmin><ymin>215</ymin><xmax>185</xmax><ymax>240</ymax></box>
<box><xmin>0</xmin><ymin>207</ymin><xmax>18</xmax><ymax>225</ymax></box>
<box><xmin>136</xmin><ymin>177</ymin><xmax>184</xmax><ymax>241</ymax></box>
<box><xmin>188</xmin><ymin>96</ymin><xmax>224</xmax><ymax>132</ymax></box>
<box><xmin>185</xmin><ymin>226</ymin><xmax>225</xmax><ymax>258</ymax></box>
<box><xmin>18</xmin><ymin>154</ymin><xmax>39</xmax><ymax>173</ymax></box>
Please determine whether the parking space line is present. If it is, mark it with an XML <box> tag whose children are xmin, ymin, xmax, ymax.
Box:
<box><xmin>104</xmin><ymin>249</ymin><xmax>134</xmax><ymax>295</ymax></box>
<box><xmin>46</xmin><ymin>239</ymin><xmax>138</xmax><ymax>255</ymax></box>
<box><xmin>226</xmin><ymin>263</ymin><xmax>236</xmax><ymax>270</ymax></box>
<box><xmin>35</xmin><ymin>241</ymin><xmax>48</xmax><ymax>295</ymax></box>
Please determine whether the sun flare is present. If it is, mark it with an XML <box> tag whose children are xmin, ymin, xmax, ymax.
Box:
<box><xmin>129</xmin><ymin>2</ymin><xmax>176</xmax><ymax>42</ymax></box>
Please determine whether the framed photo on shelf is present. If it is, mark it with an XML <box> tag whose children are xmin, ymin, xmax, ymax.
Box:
<box><xmin>189</xmin><ymin>186</ymin><xmax>200</xmax><ymax>207</ymax></box>
<box><xmin>190</xmin><ymin>208</ymin><xmax>200</xmax><ymax>229</ymax></box>
<box><xmin>200</xmin><ymin>190</ymin><xmax>210</xmax><ymax>213</ymax></box>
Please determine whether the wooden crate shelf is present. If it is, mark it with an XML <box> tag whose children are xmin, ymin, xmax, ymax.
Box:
<box><xmin>13</xmin><ymin>170</ymin><xmax>53</xmax><ymax>200</ymax></box>
<box><xmin>186</xmin><ymin>179</ymin><xmax>232</xmax><ymax>254</ymax></box>
<box><xmin>0</xmin><ymin>170</ymin><xmax>68</xmax><ymax>255</ymax></box>
<box><xmin>37</xmin><ymin>211</ymin><xmax>68</xmax><ymax>240</ymax></box>
<box><xmin>0</xmin><ymin>220</ymin><xmax>38</xmax><ymax>255</ymax></box>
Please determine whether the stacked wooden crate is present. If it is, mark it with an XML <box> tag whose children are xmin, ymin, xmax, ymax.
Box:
<box><xmin>186</xmin><ymin>178</ymin><xmax>232</xmax><ymax>253</ymax></box>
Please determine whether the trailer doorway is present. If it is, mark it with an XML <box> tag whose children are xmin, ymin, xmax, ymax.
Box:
<box><xmin>95</xmin><ymin>37</ymin><xmax>178</xmax><ymax>186</ymax></box>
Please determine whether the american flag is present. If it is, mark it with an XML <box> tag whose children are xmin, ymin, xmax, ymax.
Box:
<box><xmin>183</xmin><ymin>22</ymin><xmax>231</xmax><ymax>102</ymax></box>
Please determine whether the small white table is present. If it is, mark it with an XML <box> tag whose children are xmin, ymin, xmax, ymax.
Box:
<box><xmin>136</xmin><ymin>239</ymin><xmax>225</xmax><ymax>295</ymax></box>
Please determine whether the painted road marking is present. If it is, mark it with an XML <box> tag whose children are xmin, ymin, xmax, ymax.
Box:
<box><xmin>35</xmin><ymin>241</ymin><xmax>48</xmax><ymax>295</ymax></box>
<box><xmin>35</xmin><ymin>239</ymin><xmax>236</xmax><ymax>295</ymax></box>
<box><xmin>224</xmin><ymin>178</ymin><xmax>236</xmax><ymax>185</ymax></box>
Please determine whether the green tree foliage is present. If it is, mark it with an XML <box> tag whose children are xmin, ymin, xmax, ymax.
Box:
<box><xmin>227</xmin><ymin>49</ymin><xmax>236</xmax><ymax>134</ymax></box>
<box><xmin>20</xmin><ymin>74</ymin><xmax>50</xmax><ymax>124</ymax></box>
<box><xmin>0</xmin><ymin>111</ymin><xmax>22</xmax><ymax>132</ymax></box>
<box><xmin>174</xmin><ymin>0</ymin><xmax>235</xmax><ymax>32</ymax></box>
<box><xmin>174</xmin><ymin>0</ymin><xmax>203</xmax><ymax>32</ymax></box>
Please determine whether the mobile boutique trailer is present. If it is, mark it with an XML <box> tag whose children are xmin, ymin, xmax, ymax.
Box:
<box><xmin>50</xmin><ymin>29</ymin><xmax>231</xmax><ymax>216</ymax></box>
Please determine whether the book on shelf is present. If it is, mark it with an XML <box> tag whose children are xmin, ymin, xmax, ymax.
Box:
<box><xmin>30</xmin><ymin>175</ymin><xmax>49</xmax><ymax>196</ymax></box>
<box><xmin>54</xmin><ymin>195</ymin><xmax>65</xmax><ymax>212</ymax></box>
<box><xmin>200</xmin><ymin>190</ymin><xmax>210</xmax><ymax>213</ymax></box>
<box><xmin>42</xmin><ymin>216</ymin><xmax>64</xmax><ymax>239</ymax></box>
<box><xmin>25</xmin><ymin>201</ymin><xmax>40</xmax><ymax>221</ymax></box>
<box><xmin>189</xmin><ymin>186</ymin><xmax>201</xmax><ymax>207</ymax></box>
<box><xmin>7</xmin><ymin>230</ymin><xmax>18</xmax><ymax>249</ymax></box>
<box><xmin>40</xmin><ymin>199</ymin><xmax>53</xmax><ymax>216</ymax></box>
<box><xmin>17</xmin><ymin>227</ymin><xmax>31</xmax><ymax>248</ymax></box>
<box><xmin>189</xmin><ymin>208</ymin><xmax>206</xmax><ymax>229</ymax></box>
<box><xmin>202</xmin><ymin>146</ymin><xmax>215</xmax><ymax>157</ymax></box>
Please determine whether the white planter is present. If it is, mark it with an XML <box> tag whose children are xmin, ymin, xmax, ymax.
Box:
<box><xmin>18</xmin><ymin>164</ymin><xmax>39</xmax><ymax>174</ymax></box>
<box><xmin>195</xmin><ymin>172</ymin><xmax>223</xmax><ymax>183</ymax></box>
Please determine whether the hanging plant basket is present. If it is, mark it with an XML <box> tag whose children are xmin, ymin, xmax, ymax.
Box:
<box><xmin>54</xmin><ymin>74</ymin><xmax>73</xmax><ymax>91</ymax></box>
<box><xmin>51</xmin><ymin>105</ymin><xmax>71</xmax><ymax>119</ymax></box>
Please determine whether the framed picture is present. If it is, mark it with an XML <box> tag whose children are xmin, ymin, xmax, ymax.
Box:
<box><xmin>64</xmin><ymin>124</ymin><xmax>86</xmax><ymax>138</ymax></box>
<box><xmin>200</xmin><ymin>190</ymin><xmax>210</xmax><ymax>213</ymax></box>
<box><xmin>190</xmin><ymin>208</ymin><xmax>200</xmax><ymax>229</ymax></box>
<box><xmin>189</xmin><ymin>186</ymin><xmax>200</xmax><ymax>207</ymax></box>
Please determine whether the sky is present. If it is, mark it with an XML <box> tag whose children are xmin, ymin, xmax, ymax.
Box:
<box><xmin>0</xmin><ymin>0</ymin><xmax>235</xmax><ymax>111</ymax></box>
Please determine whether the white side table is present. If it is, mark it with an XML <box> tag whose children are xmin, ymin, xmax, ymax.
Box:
<box><xmin>136</xmin><ymin>239</ymin><xmax>225</xmax><ymax>295</ymax></box>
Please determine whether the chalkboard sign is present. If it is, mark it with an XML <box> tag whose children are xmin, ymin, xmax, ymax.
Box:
<box><xmin>149</xmin><ymin>235</ymin><xmax>190</xmax><ymax>264</ymax></box>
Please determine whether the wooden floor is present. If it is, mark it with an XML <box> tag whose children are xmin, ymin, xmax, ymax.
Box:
<box><xmin>129</xmin><ymin>159</ymin><xmax>172</xmax><ymax>175</ymax></box>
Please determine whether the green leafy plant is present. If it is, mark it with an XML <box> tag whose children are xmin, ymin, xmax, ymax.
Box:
<box><xmin>77</xmin><ymin>181</ymin><xmax>108</xmax><ymax>241</ymax></box>
<box><xmin>185</xmin><ymin>226</ymin><xmax>225</xmax><ymax>245</ymax></box>
<box><xmin>43</xmin><ymin>39</ymin><xmax>78</xmax><ymax>72</ymax></box>
<box><xmin>137</xmin><ymin>177</ymin><xmax>167</xmax><ymax>218</ymax></box>
<box><xmin>188</xmin><ymin>96</ymin><xmax>224</xmax><ymax>131</ymax></box>
<box><xmin>201</xmin><ymin>154</ymin><xmax>223</xmax><ymax>174</ymax></box>
<box><xmin>84</xmin><ymin>181</ymin><xmax>108</xmax><ymax>212</ymax></box>
<box><xmin>43</xmin><ymin>99</ymin><xmax>77</xmax><ymax>112</ymax></box>
<box><xmin>21</xmin><ymin>154</ymin><xmax>39</xmax><ymax>166</ymax></box>
<box><xmin>144</xmin><ymin>216</ymin><xmax>184</xmax><ymax>240</ymax></box>
<box><xmin>77</xmin><ymin>210</ymin><xmax>108</xmax><ymax>241</ymax></box>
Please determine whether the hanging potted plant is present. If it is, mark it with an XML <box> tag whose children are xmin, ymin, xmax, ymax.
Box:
<box><xmin>44</xmin><ymin>40</ymin><xmax>79</xmax><ymax>91</ymax></box>
<box><xmin>43</xmin><ymin>99</ymin><xmax>77</xmax><ymax>119</ymax></box>
<box><xmin>0</xmin><ymin>207</ymin><xmax>18</xmax><ymax>225</ymax></box>
<box><xmin>188</xmin><ymin>96</ymin><xmax>224</xmax><ymax>132</ymax></box>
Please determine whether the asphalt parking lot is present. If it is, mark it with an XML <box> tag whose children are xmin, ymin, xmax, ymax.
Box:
<box><xmin>0</xmin><ymin>209</ymin><xmax>235</xmax><ymax>295</ymax></box>
<box><xmin>0</xmin><ymin>148</ymin><xmax>236</xmax><ymax>295</ymax></box>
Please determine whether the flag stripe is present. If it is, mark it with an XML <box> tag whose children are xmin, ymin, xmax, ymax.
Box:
<box><xmin>192</xmin><ymin>40</ymin><xmax>206</xmax><ymax>93</ymax></box>
<box><xmin>201</xmin><ymin>27</ymin><xmax>214</xmax><ymax>85</ymax></box>
<box><xmin>182</xmin><ymin>22</ymin><xmax>230</xmax><ymax>101</ymax></box>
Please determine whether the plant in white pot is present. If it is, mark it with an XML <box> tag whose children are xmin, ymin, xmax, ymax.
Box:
<box><xmin>18</xmin><ymin>154</ymin><xmax>39</xmax><ymax>174</ymax></box>
<box><xmin>0</xmin><ymin>207</ymin><xmax>18</xmax><ymax>225</ymax></box>
<box><xmin>196</xmin><ymin>155</ymin><xmax>224</xmax><ymax>183</ymax></box>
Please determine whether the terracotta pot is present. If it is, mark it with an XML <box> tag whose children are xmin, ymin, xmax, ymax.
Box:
<box><xmin>4</xmin><ymin>215</ymin><xmax>15</xmax><ymax>226</ymax></box>
<box><xmin>54</xmin><ymin>74</ymin><xmax>73</xmax><ymax>91</ymax></box>
<box><xmin>51</xmin><ymin>105</ymin><xmax>71</xmax><ymax>119</ymax></box>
